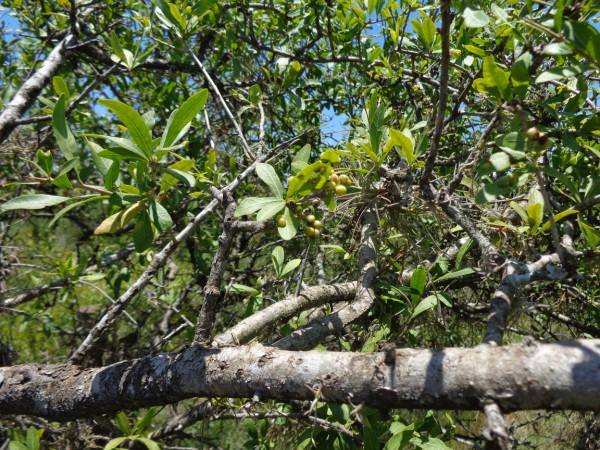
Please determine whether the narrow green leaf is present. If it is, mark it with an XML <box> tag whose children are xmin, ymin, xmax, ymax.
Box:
<box><xmin>272</xmin><ymin>246</ymin><xmax>285</xmax><ymax>275</ymax></box>
<box><xmin>411</xmin><ymin>294</ymin><xmax>439</xmax><ymax>319</ymax></box>
<box><xmin>1</xmin><ymin>194</ymin><xmax>69</xmax><ymax>212</ymax></box>
<box><xmin>434</xmin><ymin>267</ymin><xmax>476</xmax><ymax>283</ymax></box>
<box><xmin>540</xmin><ymin>209</ymin><xmax>579</xmax><ymax>232</ymax></box>
<box><xmin>49</xmin><ymin>195</ymin><xmax>106</xmax><ymax>227</ymax></box>
<box><xmin>136</xmin><ymin>437</ymin><xmax>161</xmax><ymax>450</ymax></box>
<box><xmin>161</xmin><ymin>89</ymin><xmax>209</xmax><ymax>148</ymax></box>
<box><xmin>104</xmin><ymin>436</ymin><xmax>129</xmax><ymax>450</ymax></box>
<box><xmin>100</xmin><ymin>99</ymin><xmax>154</xmax><ymax>156</ymax></box>
<box><xmin>281</xmin><ymin>258</ymin><xmax>301</xmax><ymax>277</ymax></box>
<box><xmin>52</xmin><ymin>95</ymin><xmax>78</xmax><ymax>160</ymax></box>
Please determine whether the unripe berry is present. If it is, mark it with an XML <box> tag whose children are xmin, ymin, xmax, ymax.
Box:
<box><xmin>306</xmin><ymin>227</ymin><xmax>316</xmax><ymax>237</ymax></box>
<box><xmin>313</xmin><ymin>220</ymin><xmax>322</xmax><ymax>230</ymax></box>
<box><xmin>339</xmin><ymin>174</ymin><xmax>351</xmax><ymax>185</ymax></box>
<box><xmin>526</xmin><ymin>127</ymin><xmax>540</xmax><ymax>141</ymax></box>
<box><xmin>335</xmin><ymin>184</ymin><xmax>347</xmax><ymax>195</ymax></box>
<box><xmin>276</xmin><ymin>216</ymin><xmax>287</xmax><ymax>227</ymax></box>
<box><xmin>305</xmin><ymin>214</ymin><xmax>316</xmax><ymax>224</ymax></box>
<box><xmin>329</xmin><ymin>173</ymin><xmax>339</xmax><ymax>184</ymax></box>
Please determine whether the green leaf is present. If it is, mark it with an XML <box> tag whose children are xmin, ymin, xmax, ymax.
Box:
<box><xmin>52</xmin><ymin>95</ymin><xmax>78</xmax><ymax>160</ymax></box>
<box><xmin>578</xmin><ymin>219</ymin><xmax>600</xmax><ymax>249</ymax></box>
<box><xmin>540</xmin><ymin>209</ymin><xmax>579</xmax><ymax>232</ymax></box>
<box><xmin>89</xmin><ymin>135</ymin><xmax>149</xmax><ymax>161</ymax></box>
<box><xmin>293</xmin><ymin>144</ymin><xmax>311</xmax><ymax>165</ymax></box>
<box><xmin>412</xmin><ymin>14</ymin><xmax>436</xmax><ymax>49</ymax></box>
<box><xmin>133</xmin><ymin>212</ymin><xmax>154</xmax><ymax>252</ymax></box>
<box><xmin>563</xmin><ymin>20</ymin><xmax>600</xmax><ymax>64</ymax></box>
<box><xmin>49</xmin><ymin>195</ymin><xmax>107</xmax><ymax>227</ymax></box>
<box><xmin>114</xmin><ymin>412</ymin><xmax>131</xmax><ymax>435</ymax></box>
<box><xmin>272</xmin><ymin>246</ymin><xmax>285</xmax><ymax>275</ymax></box>
<box><xmin>420</xmin><ymin>437</ymin><xmax>452</xmax><ymax>450</ymax></box>
<box><xmin>1</xmin><ymin>194</ymin><xmax>70</xmax><ymax>212</ymax></box>
<box><xmin>52</xmin><ymin>76</ymin><xmax>69</xmax><ymax>99</ymax></box>
<box><xmin>509</xmin><ymin>201</ymin><xmax>529</xmax><ymax>224</ymax></box>
<box><xmin>235</xmin><ymin>197</ymin><xmax>280</xmax><ymax>217</ymax></box>
<box><xmin>455</xmin><ymin>238</ymin><xmax>473</xmax><ymax>269</ymax></box>
<box><xmin>133</xmin><ymin>408</ymin><xmax>159</xmax><ymax>434</ymax></box>
<box><xmin>489</xmin><ymin>152</ymin><xmax>510</xmax><ymax>172</ymax></box>
<box><xmin>535</xmin><ymin>65</ymin><xmax>585</xmax><ymax>84</ymax></box>
<box><xmin>473</xmin><ymin>56</ymin><xmax>510</xmax><ymax>100</ymax></box>
<box><xmin>280</xmin><ymin>258</ymin><xmax>301</xmax><ymax>277</ymax></box>
<box><xmin>165</xmin><ymin>168</ymin><xmax>196</xmax><ymax>187</ymax></box>
<box><xmin>149</xmin><ymin>201</ymin><xmax>173</xmax><ymax>232</ymax></box>
<box><xmin>256</xmin><ymin>198</ymin><xmax>286</xmax><ymax>221</ymax></box>
<box><xmin>462</xmin><ymin>7</ymin><xmax>490</xmax><ymax>28</ymax></box>
<box><xmin>411</xmin><ymin>294</ymin><xmax>439</xmax><ymax>319</ymax></box>
<box><xmin>230</xmin><ymin>283</ymin><xmax>260</xmax><ymax>295</ymax></box>
<box><xmin>26</xmin><ymin>427</ymin><xmax>43</xmax><ymax>450</ymax></box>
<box><xmin>256</xmin><ymin>163</ymin><xmax>285</xmax><ymax>198</ymax></box>
<box><xmin>434</xmin><ymin>267</ymin><xmax>476</xmax><ymax>283</ymax></box>
<box><xmin>277</xmin><ymin>207</ymin><xmax>297</xmax><ymax>240</ymax></box>
<box><xmin>409</xmin><ymin>266</ymin><xmax>427</xmax><ymax>302</ymax></box>
<box><xmin>542</xmin><ymin>42</ymin><xmax>573</xmax><ymax>56</ymax></box>
<box><xmin>100</xmin><ymin>99</ymin><xmax>154</xmax><ymax>157</ymax></box>
<box><xmin>8</xmin><ymin>442</ymin><xmax>28</xmax><ymax>450</ymax></box>
<box><xmin>104</xmin><ymin>437</ymin><xmax>129</xmax><ymax>450</ymax></box>
<box><xmin>527</xmin><ymin>188</ymin><xmax>545</xmax><ymax>232</ymax></box>
<box><xmin>136</xmin><ymin>437</ymin><xmax>161</xmax><ymax>450</ymax></box>
<box><xmin>161</xmin><ymin>89</ymin><xmax>209</xmax><ymax>148</ymax></box>
<box><xmin>36</xmin><ymin>149</ymin><xmax>53</xmax><ymax>175</ymax></box>
<box><xmin>387</xmin><ymin>128</ymin><xmax>416</xmax><ymax>165</ymax></box>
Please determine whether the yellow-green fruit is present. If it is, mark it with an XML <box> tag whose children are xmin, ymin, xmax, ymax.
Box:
<box><xmin>329</xmin><ymin>173</ymin><xmax>339</xmax><ymax>184</ymax></box>
<box><xmin>305</xmin><ymin>214</ymin><xmax>316</xmax><ymax>224</ymax></box>
<box><xmin>313</xmin><ymin>229</ymin><xmax>321</xmax><ymax>238</ymax></box>
<box><xmin>313</xmin><ymin>220</ymin><xmax>322</xmax><ymax>230</ymax></box>
<box><xmin>276</xmin><ymin>216</ymin><xmax>287</xmax><ymax>228</ymax></box>
<box><xmin>306</xmin><ymin>227</ymin><xmax>316</xmax><ymax>237</ymax></box>
<box><xmin>328</xmin><ymin>181</ymin><xmax>337</xmax><ymax>190</ymax></box>
<box><xmin>339</xmin><ymin>174</ymin><xmax>351</xmax><ymax>185</ymax></box>
<box><xmin>526</xmin><ymin>127</ymin><xmax>540</xmax><ymax>141</ymax></box>
<box><xmin>335</xmin><ymin>184</ymin><xmax>347</xmax><ymax>195</ymax></box>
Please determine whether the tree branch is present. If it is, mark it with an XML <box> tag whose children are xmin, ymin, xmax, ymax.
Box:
<box><xmin>1</xmin><ymin>340</ymin><xmax>599</xmax><ymax>420</ymax></box>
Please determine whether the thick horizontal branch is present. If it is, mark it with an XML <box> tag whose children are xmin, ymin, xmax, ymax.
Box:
<box><xmin>1</xmin><ymin>340</ymin><xmax>599</xmax><ymax>420</ymax></box>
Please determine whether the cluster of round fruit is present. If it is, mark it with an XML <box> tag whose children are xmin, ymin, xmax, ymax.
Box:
<box><xmin>329</xmin><ymin>172</ymin><xmax>351</xmax><ymax>195</ymax></box>
<box><xmin>526</xmin><ymin>126</ymin><xmax>548</xmax><ymax>146</ymax></box>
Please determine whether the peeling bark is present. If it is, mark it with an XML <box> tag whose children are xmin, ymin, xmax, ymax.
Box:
<box><xmin>0</xmin><ymin>340</ymin><xmax>599</xmax><ymax>420</ymax></box>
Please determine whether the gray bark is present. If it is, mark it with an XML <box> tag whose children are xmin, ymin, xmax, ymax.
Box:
<box><xmin>213</xmin><ymin>282</ymin><xmax>357</xmax><ymax>346</ymax></box>
<box><xmin>0</xmin><ymin>35</ymin><xmax>74</xmax><ymax>144</ymax></box>
<box><xmin>0</xmin><ymin>340</ymin><xmax>598</xmax><ymax>420</ymax></box>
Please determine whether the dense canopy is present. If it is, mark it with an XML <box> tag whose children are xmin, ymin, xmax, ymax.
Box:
<box><xmin>0</xmin><ymin>0</ymin><xmax>599</xmax><ymax>449</ymax></box>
